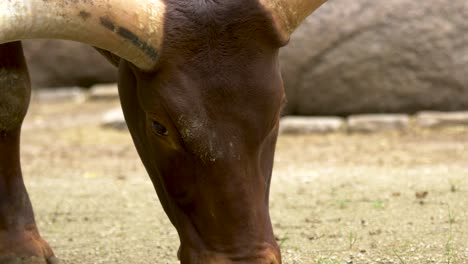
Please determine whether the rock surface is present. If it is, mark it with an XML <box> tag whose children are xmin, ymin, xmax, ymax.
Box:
<box><xmin>101</xmin><ymin>107</ymin><xmax>127</xmax><ymax>130</ymax></box>
<box><xmin>280</xmin><ymin>116</ymin><xmax>344</xmax><ymax>134</ymax></box>
<box><xmin>415</xmin><ymin>111</ymin><xmax>468</xmax><ymax>128</ymax></box>
<box><xmin>23</xmin><ymin>40</ymin><xmax>117</xmax><ymax>89</ymax></box>
<box><xmin>32</xmin><ymin>87</ymin><xmax>86</xmax><ymax>103</ymax></box>
<box><xmin>88</xmin><ymin>83</ymin><xmax>119</xmax><ymax>101</ymax></box>
<box><xmin>280</xmin><ymin>0</ymin><xmax>468</xmax><ymax>115</ymax></box>
<box><xmin>347</xmin><ymin>114</ymin><xmax>410</xmax><ymax>133</ymax></box>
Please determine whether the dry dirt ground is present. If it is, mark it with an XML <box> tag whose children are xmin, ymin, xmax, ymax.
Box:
<box><xmin>18</xmin><ymin>99</ymin><xmax>467</xmax><ymax>264</ymax></box>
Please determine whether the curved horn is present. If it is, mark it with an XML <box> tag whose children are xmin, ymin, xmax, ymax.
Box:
<box><xmin>0</xmin><ymin>0</ymin><xmax>165</xmax><ymax>71</ymax></box>
<box><xmin>260</xmin><ymin>0</ymin><xmax>328</xmax><ymax>42</ymax></box>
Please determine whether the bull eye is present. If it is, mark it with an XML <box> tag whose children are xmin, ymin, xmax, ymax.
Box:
<box><xmin>151</xmin><ymin>120</ymin><xmax>169</xmax><ymax>136</ymax></box>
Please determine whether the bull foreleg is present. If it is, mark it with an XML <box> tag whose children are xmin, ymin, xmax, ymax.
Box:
<box><xmin>0</xmin><ymin>42</ymin><xmax>58</xmax><ymax>264</ymax></box>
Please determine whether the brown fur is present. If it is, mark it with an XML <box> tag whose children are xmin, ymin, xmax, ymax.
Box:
<box><xmin>0</xmin><ymin>1</ymin><xmax>287</xmax><ymax>263</ymax></box>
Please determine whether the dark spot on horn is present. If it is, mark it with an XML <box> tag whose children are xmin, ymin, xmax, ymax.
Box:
<box><xmin>99</xmin><ymin>17</ymin><xmax>158</xmax><ymax>61</ymax></box>
<box><xmin>79</xmin><ymin>11</ymin><xmax>91</xmax><ymax>20</ymax></box>
<box><xmin>117</xmin><ymin>27</ymin><xmax>158</xmax><ymax>60</ymax></box>
<box><xmin>100</xmin><ymin>17</ymin><xmax>116</xmax><ymax>31</ymax></box>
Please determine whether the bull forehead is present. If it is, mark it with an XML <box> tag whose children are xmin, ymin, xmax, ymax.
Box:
<box><xmin>150</xmin><ymin>1</ymin><xmax>283</xmax><ymax>162</ymax></box>
<box><xmin>165</xmin><ymin>74</ymin><xmax>248</xmax><ymax>163</ymax></box>
<box><xmin>161</xmin><ymin>0</ymin><xmax>282</xmax><ymax>55</ymax></box>
<box><xmin>167</xmin><ymin>74</ymin><xmax>280</xmax><ymax>164</ymax></box>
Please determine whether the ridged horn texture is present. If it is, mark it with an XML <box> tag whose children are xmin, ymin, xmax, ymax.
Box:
<box><xmin>259</xmin><ymin>0</ymin><xmax>327</xmax><ymax>41</ymax></box>
<box><xmin>0</xmin><ymin>0</ymin><xmax>166</xmax><ymax>71</ymax></box>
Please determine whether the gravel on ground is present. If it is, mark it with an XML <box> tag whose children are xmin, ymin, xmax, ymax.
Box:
<box><xmin>20</xmin><ymin>100</ymin><xmax>467</xmax><ymax>264</ymax></box>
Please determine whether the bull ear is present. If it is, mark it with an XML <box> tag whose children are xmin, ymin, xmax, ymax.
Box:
<box><xmin>260</xmin><ymin>0</ymin><xmax>328</xmax><ymax>42</ymax></box>
<box><xmin>0</xmin><ymin>0</ymin><xmax>166</xmax><ymax>71</ymax></box>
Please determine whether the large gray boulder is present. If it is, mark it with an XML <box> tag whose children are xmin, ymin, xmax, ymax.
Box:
<box><xmin>23</xmin><ymin>40</ymin><xmax>117</xmax><ymax>88</ymax></box>
<box><xmin>22</xmin><ymin>1</ymin><xmax>468</xmax><ymax>116</ymax></box>
<box><xmin>280</xmin><ymin>0</ymin><xmax>468</xmax><ymax>115</ymax></box>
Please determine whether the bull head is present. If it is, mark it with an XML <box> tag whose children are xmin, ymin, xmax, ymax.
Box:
<box><xmin>0</xmin><ymin>0</ymin><xmax>327</xmax><ymax>263</ymax></box>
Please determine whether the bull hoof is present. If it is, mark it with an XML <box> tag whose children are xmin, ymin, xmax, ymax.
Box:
<box><xmin>0</xmin><ymin>228</ymin><xmax>58</xmax><ymax>264</ymax></box>
<box><xmin>0</xmin><ymin>256</ymin><xmax>60</xmax><ymax>264</ymax></box>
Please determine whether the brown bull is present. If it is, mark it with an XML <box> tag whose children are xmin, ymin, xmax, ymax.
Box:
<box><xmin>0</xmin><ymin>1</ymin><xmax>327</xmax><ymax>263</ymax></box>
